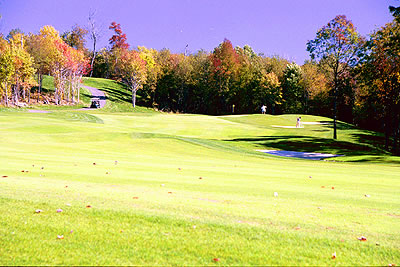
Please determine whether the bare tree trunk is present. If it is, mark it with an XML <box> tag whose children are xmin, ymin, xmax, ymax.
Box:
<box><xmin>88</xmin><ymin>10</ymin><xmax>100</xmax><ymax>77</ymax></box>
<box><xmin>132</xmin><ymin>89</ymin><xmax>136</xmax><ymax>108</ymax></box>
<box><xmin>5</xmin><ymin>83</ymin><xmax>9</xmax><ymax>107</ymax></box>
<box><xmin>90</xmin><ymin>47</ymin><xmax>96</xmax><ymax>77</ymax></box>
<box><xmin>67</xmin><ymin>78</ymin><xmax>72</xmax><ymax>103</ymax></box>
<box><xmin>22</xmin><ymin>86</ymin><xmax>26</xmax><ymax>100</ymax></box>
<box><xmin>333</xmin><ymin>61</ymin><xmax>339</xmax><ymax>140</ymax></box>
<box><xmin>37</xmin><ymin>73</ymin><xmax>41</xmax><ymax>102</ymax></box>
<box><xmin>384</xmin><ymin>113</ymin><xmax>391</xmax><ymax>151</ymax></box>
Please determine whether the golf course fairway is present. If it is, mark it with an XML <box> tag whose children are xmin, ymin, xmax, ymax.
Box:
<box><xmin>0</xmin><ymin>108</ymin><xmax>399</xmax><ymax>265</ymax></box>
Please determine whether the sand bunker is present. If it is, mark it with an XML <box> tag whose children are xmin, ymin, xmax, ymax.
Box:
<box><xmin>271</xmin><ymin>125</ymin><xmax>302</xmax><ymax>128</ymax></box>
<box><xmin>302</xmin><ymin>122</ymin><xmax>331</xmax><ymax>125</ymax></box>
<box><xmin>257</xmin><ymin>149</ymin><xmax>342</xmax><ymax>160</ymax></box>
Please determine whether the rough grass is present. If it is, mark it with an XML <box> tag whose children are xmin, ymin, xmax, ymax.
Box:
<box><xmin>0</xmin><ymin>85</ymin><xmax>399</xmax><ymax>265</ymax></box>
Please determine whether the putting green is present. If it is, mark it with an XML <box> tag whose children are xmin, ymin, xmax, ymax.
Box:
<box><xmin>0</xmin><ymin>109</ymin><xmax>399</xmax><ymax>265</ymax></box>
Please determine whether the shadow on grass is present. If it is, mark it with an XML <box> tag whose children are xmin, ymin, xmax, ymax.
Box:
<box><xmin>225</xmin><ymin>135</ymin><xmax>386</xmax><ymax>157</ymax></box>
<box><xmin>100</xmin><ymin>87</ymin><xmax>131</xmax><ymax>103</ymax></box>
<box><xmin>320</xmin><ymin>121</ymin><xmax>388</xmax><ymax>153</ymax></box>
<box><xmin>320</xmin><ymin>121</ymin><xmax>355</xmax><ymax>130</ymax></box>
<box><xmin>351</xmin><ymin>133</ymin><xmax>386</xmax><ymax>151</ymax></box>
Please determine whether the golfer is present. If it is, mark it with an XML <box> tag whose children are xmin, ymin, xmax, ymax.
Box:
<box><xmin>296</xmin><ymin>116</ymin><xmax>302</xmax><ymax>128</ymax></box>
<box><xmin>261</xmin><ymin>105</ymin><xmax>267</xmax><ymax>114</ymax></box>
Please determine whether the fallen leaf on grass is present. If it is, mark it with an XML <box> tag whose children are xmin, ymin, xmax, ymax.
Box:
<box><xmin>331</xmin><ymin>187</ymin><xmax>335</xmax><ymax>189</ymax></box>
<box><xmin>57</xmin><ymin>235</ymin><xmax>64</xmax><ymax>239</ymax></box>
<box><xmin>65</xmin><ymin>186</ymin><xmax>68</xmax><ymax>188</ymax></box>
<box><xmin>213</xmin><ymin>258</ymin><xmax>220</xmax><ymax>262</ymax></box>
<box><xmin>294</xmin><ymin>226</ymin><xmax>301</xmax><ymax>230</ymax></box>
<box><xmin>357</xmin><ymin>236</ymin><xmax>367</xmax><ymax>241</ymax></box>
<box><xmin>93</xmin><ymin>163</ymin><xmax>96</xmax><ymax>165</ymax></box>
<box><xmin>199</xmin><ymin>177</ymin><xmax>203</xmax><ymax>180</ymax></box>
<box><xmin>86</xmin><ymin>205</ymin><xmax>92</xmax><ymax>208</ymax></box>
<box><xmin>168</xmin><ymin>192</ymin><xmax>173</xmax><ymax>194</ymax></box>
<box><xmin>2</xmin><ymin>176</ymin><xmax>8</xmax><ymax>178</ymax></box>
<box><xmin>132</xmin><ymin>197</ymin><xmax>139</xmax><ymax>199</ymax></box>
<box><xmin>332</xmin><ymin>252</ymin><xmax>336</xmax><ymax>259</ymax></box>
<box><xmin>321</xmin><ymin>186</ymin><xmax>325</xmax><ymax>188</ymax></box>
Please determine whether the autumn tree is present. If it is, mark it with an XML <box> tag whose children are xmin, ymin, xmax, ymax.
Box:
<box><xmin>210</xmin><ymin>39</ymin><xmax>240</xmax><ymax>114</ymax></box>
<box><xmin>282</xmin><ymin>63</ymin><xmax>303</xmax><ymax>113</ymax></box>
<box><xmin>257</xmin><ymin>71</ymin><xmax>282</xmax><ymax>113</ymax></box>
<box><xmin>6</xmin><ymin>28</ymin><xmax>23</xmax><ymax>41</ymax></box>
<box><xmin>300</xmin><ymin>61</ymin><xmax>329</xmax><ymax>115</ymax></box>
<box><xmin>0</xmin><ymin>37</ymin><xmax>14</xmax><ymax>106</ymax></box>
<box><xmin>138</xmin><ymin>46</ymin><xmax>161</xmax><ymax>107</ymax></box>
<box><xmin>114</xmin><ymin>48</ymin><xmax>147</xmax><ymax>107</ymax></box>
<box><xmin>0</xmin><ymin>33</ymin><xmax>36</xmax><ymax>106</ymax></box>
<box><xmin>307</xmin><ymin>15</ymin><xmax>364</xmax><ymax>139</ymax></box>
<box><xmin>109</xmin><ymin>22</ymin><xmax>129</xmax><ymax>50</ymax></box>
<box><xmin>25</xmin><ymin>32</ymin><xmax>55</xmax><ymax>96</ymax></box>
<box><xmin>61</xmin><ymin>25</ymin><xmax>88</xmax><ymax>51</ymax></box>
<box><xmin>36</xmin><ymin>25</ymin><xmax>89</xmax><ymax>105</ymax></box>
<box><xmin>358</xmin><ymin>11</ymin><xmax>400</xmax><ymax>153</ymax></box>
<box><xmin>92</xmin><ymin>47</ymin><xmax>112</xmax><ymax>78</ymax></box>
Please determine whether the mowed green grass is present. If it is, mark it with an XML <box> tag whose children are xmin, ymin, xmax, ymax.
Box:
<box><xmin>0</xmin><ymin>101</ymin><xmax>399</xmax><ymax>265</ymax></box>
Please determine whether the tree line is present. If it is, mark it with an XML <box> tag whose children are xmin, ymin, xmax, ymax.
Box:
<box><xmin>0</xmin><ymin>6</ymin><xmax>399</xmax><ymax>153</ymax></box>
<box><xmin>0</xmin><ymin>26</ymin><xmax>89</xmax><ymax>106</ymax></box>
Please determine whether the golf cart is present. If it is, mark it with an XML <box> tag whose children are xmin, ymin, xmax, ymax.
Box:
<box><xmin>90</xmin><ymin>98</ymin><xmax>101</xmax><ymax>109</ymax></box>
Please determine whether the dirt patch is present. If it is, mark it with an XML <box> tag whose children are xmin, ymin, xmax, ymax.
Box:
<box><xmin>302</xmin><ymin>122</ymin><xmax>331</xmax><ymax>125</ymax></box>
<box><xmin>271</xmin><ymin>125</ymin><xmax>302</xmax><ymax>128</ymax></box>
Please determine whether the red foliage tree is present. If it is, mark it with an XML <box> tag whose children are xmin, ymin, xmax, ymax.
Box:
<box><xmin>109</xmin><ymin>22</ymin><xmax>129</xmax><ymax>50</ymax></box>
<box><xmin>209</xmin><ymin>39</ymin><xmax>240</xmax><ymax>113</ymax></box>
